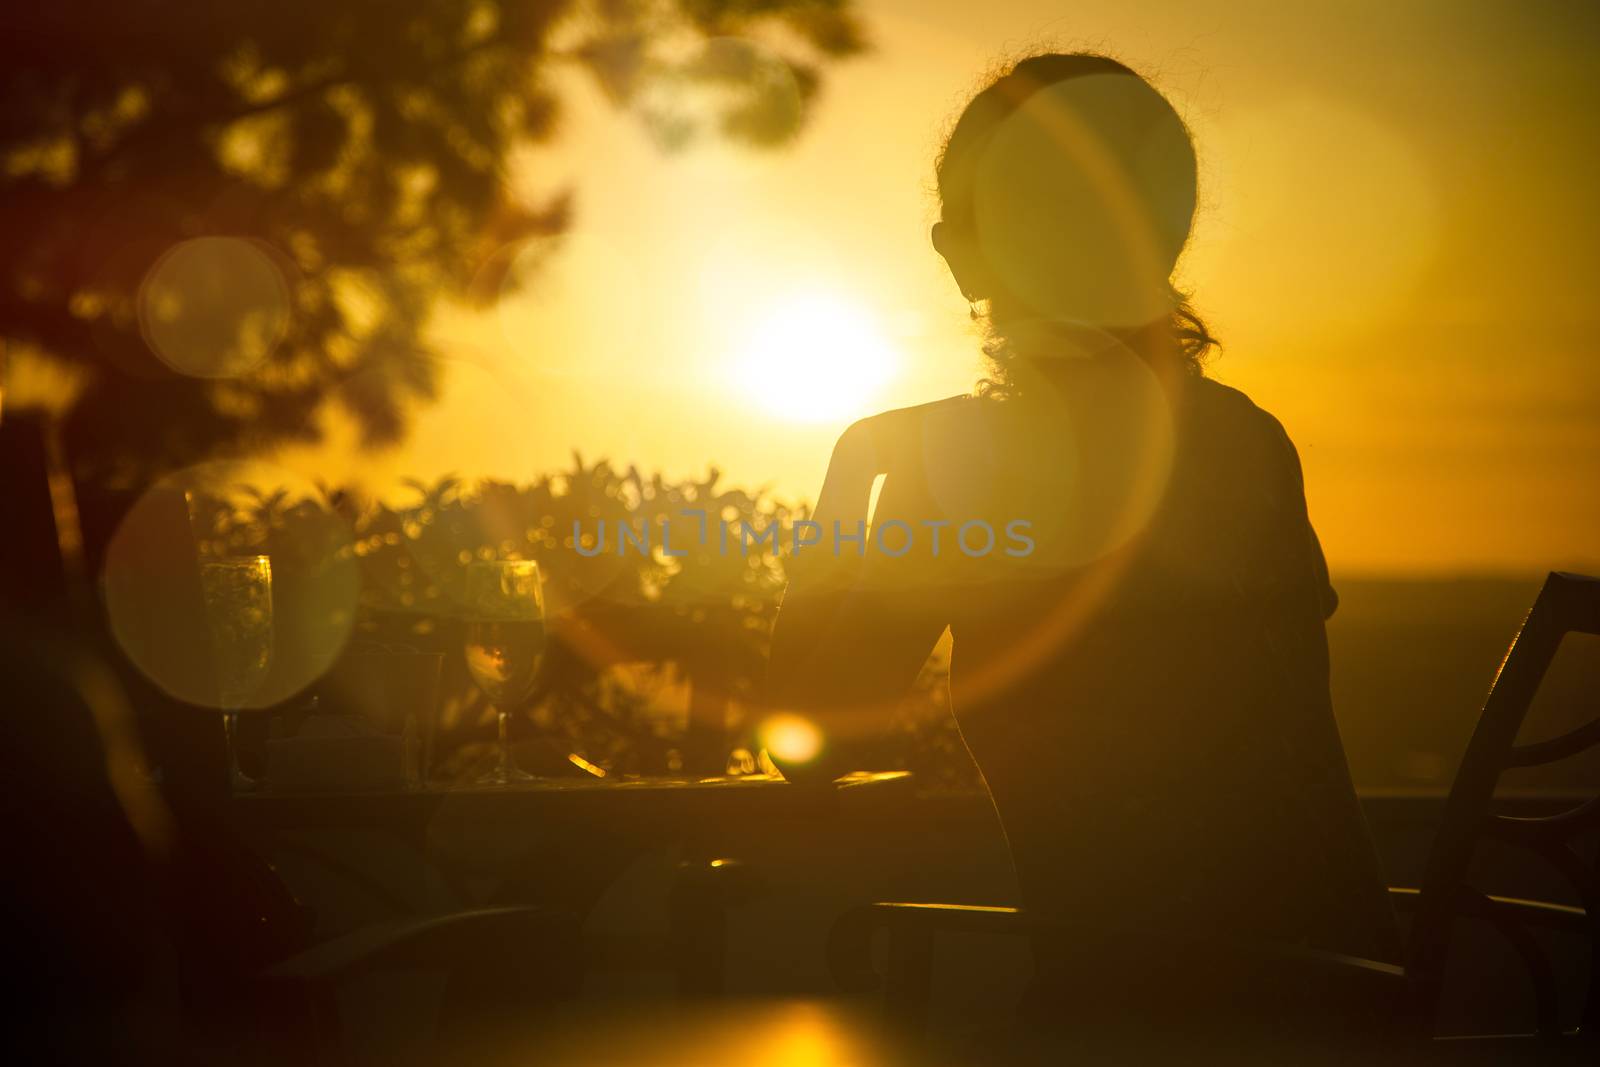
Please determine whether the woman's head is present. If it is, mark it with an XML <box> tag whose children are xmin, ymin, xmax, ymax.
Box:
<box><xmin>934</xmin><ymin>53</ymin><xmax>1214</xmax><ymax>381</ymax></box>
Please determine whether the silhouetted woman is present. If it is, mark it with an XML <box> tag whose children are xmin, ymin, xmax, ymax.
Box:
<box><xmin>766</xmin><ymin>53</ymin><xmax>1400</xmax><ymax>1031</ymax></box>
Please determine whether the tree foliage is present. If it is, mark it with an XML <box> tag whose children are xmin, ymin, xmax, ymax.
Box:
<box><xmin>0</xmin><ymin>1</ymin><xmax>865</xmax><ymax>483</ymax></box>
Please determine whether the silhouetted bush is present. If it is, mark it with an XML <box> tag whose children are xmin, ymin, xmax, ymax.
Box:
<box><xmin>185</xmin><ymin>457</ymin><xmax>975</xmax><ymax>787</ymax></box>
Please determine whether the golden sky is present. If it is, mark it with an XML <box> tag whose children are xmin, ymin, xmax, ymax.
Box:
<box><xmin>282</xmin><ymin>0</ymin><xmax>1600</xmax><ymax>576</ymax></box>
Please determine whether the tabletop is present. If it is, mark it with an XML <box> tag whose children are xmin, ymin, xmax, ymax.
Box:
<box><xmin>229</xmin><ymin>770</ymin><xmax>915</xmax><ymax>832</ymax></box>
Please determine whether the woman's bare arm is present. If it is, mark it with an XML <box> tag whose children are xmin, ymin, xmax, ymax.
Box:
<box><xmin>764</xmin><ymin>415</ymin><xmax>949</xmax><ymax>782</ymax></box>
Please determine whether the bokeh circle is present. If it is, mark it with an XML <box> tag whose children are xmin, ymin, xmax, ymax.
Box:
<box><xmin>102</xmin><ymin>460</ymin><xmax>358</xmax><ymax>710</ymax></box>
<box><xmin>137</xmin><ymin>236</ymin><xmax>291</xmax><ymax>379</ymax></box>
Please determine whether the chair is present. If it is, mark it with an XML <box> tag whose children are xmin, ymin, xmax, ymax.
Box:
<box><xmin>252</xmin><ymin>905</ymin><xmax>580</xmax><ymax>1062</ymax></box>
<box><xmin>0</xmin><ymin>618</ymin><xmax>580</xmax><ymax>1062</ymax></box>
<box><xmin>827</xmin><ymin>572</ymin><xmax>1600</xmax><ymax>1050</ymax></box>
<box><xmin>0</xmin><ymin>415</ymin><xmax>582</xmax><ymax>1058</ymax></box>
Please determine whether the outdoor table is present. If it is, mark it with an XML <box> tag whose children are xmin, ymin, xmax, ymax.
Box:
<box><xmin>228</xmin><ymin>772</ymin><xmax>914</xmax><ymax>994</ymax></box>
<box><xmin>229</xmin><ymin>771</ymin><xmax>912</xmax><ymax>834</ymax></box>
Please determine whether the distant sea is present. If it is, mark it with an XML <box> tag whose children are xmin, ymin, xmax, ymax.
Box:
<box><xmin>1328</xmin><ymin>575</ymin><xmax>1599</xmax><ymax>791</ymax></box>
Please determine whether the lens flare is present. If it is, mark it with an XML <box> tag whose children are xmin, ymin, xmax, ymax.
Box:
<box><xmin>973</xmin><ymin>75</ymin><xmax>1188</xmax><ymax>329</ymax></box>
<box><xmin>137</xmin><ymin>236</ymin><xmax>290</xmax><ymax>378</ymax></box>
<box><xmin>102</xmin><ymin>461</ymin><xmax>357</xmax><ymax>710</ymax></box>
<box><xmin>759</xmin><ymin>714</ymin><xmax>823</xmax><ymax>765</ymax></box>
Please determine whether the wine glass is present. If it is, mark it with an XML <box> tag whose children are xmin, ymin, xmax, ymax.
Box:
<box><xmin>462</xmin><ymin>560</ymin><xmax>546</xmax><ymax>785</ymax></box>
<box><xmin>199</xmin><ymin>555</ymin><xmax>273</xmax><ymax>793</ymax></box>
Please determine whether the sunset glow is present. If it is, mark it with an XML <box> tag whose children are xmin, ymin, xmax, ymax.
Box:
<box><xmin>730</xmin><ymin>293</ymin><xmax>901</xmax><ymax>423</ymax></box>
<box><xmin>8</xmin><ymin>3</ymin><xmax>1600</xmax><ymax>1057</ymax></box>
<box><xmin>271</xmin><ymin>0</ymin><xmax>1600</xmax><ymax>576</ymax></box>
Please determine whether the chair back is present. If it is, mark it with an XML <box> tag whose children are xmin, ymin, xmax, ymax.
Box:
<box><xmin>1409</xmin><ymin>572</ymin><xmax>1600</xmax><ymax>1035</ymax></box>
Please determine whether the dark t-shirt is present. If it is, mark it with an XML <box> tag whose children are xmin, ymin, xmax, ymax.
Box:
<box><xmin>769</xmin><ymin>371</ymin><xmax>1400</xmax><ymax>965</ymax></box>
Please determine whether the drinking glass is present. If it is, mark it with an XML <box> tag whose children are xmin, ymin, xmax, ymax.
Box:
<box><xmin>199</xmin><ymin>555</ymin><xmax>273</xmax><ymax>792</ymax></box>
<box><xmin>462</xmin><ymin>560</ymin><xmax>546</xmax><ymax>785</ymax></box>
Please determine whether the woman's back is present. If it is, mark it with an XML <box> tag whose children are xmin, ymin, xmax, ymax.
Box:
<box><xmin>771</xmin><ymin>371</ymin><xmax>1398</xmax><ymax>964</ymax></box>
<box><xmin>923</xmin><ymin>376</ymin><xmax>1400</xmax><ymax>963</ymax></box>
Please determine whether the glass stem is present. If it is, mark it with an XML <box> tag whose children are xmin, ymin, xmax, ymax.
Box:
<box><xmin>498</xmin><ymin>709</ymin><xmax>512</xmax><ymax>775</ymax></box>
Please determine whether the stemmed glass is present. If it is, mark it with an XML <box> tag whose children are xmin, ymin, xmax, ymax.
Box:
<box><xmin>462</xmin><ymin>560</ymin><xmax>546</xmax><ymax>785</ymax></box>
<box><xmin>199</xmin><ymin>555</ymin><xmax>274</xmax><ymax>793</ymax></box>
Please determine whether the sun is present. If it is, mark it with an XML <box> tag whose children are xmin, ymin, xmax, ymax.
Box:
<box><xmin>730</xmin><ymin>292</ymin><xmax>901</xmax><ymax>423</ymax></box>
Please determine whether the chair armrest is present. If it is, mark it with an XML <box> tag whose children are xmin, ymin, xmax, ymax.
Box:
<box><xmin>1388</xmin><ymin>884</ymin><xmax>1587</xmax><ymax>1038</ymax></box>
<box><xmin>1235</xmin><ymin>939</ymin><xmax>1408</xmax><ymax>995</ymax></box>
<box><xmin>1387</xmin><ymin>885</ymin><xmax>1588</xmax><ymax>933</ymax></box>
<box><xmin>828</xmin><ymin>900</ymin><xmax>1410</xmax><ymax>1030</ymax></box>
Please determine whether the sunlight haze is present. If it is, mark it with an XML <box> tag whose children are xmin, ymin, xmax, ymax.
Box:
<box><xmin>280</xmin><ymin>0</ymin><xmax>1600</xmax><ymax>576</ymax></box>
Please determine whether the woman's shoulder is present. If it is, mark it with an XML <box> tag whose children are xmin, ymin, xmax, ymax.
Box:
<box><xmin>830</xmin><ymin>394</ymin><xmax>981</xmax><ymax>462</ymax></box>
<box><xmin>1189</xmin><ymin>376</ymin><xmax>1285</xmax><ymax>431</ymax></box>
<box><xmin>1185</xmin><ymin>376</ymin><xmax>1301</xmax><ymax>467</ymax></box>
<box><xmin>844</xmin><ymin>394</ymin><xmax>979</xmax><ymax>436</ymax></box>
